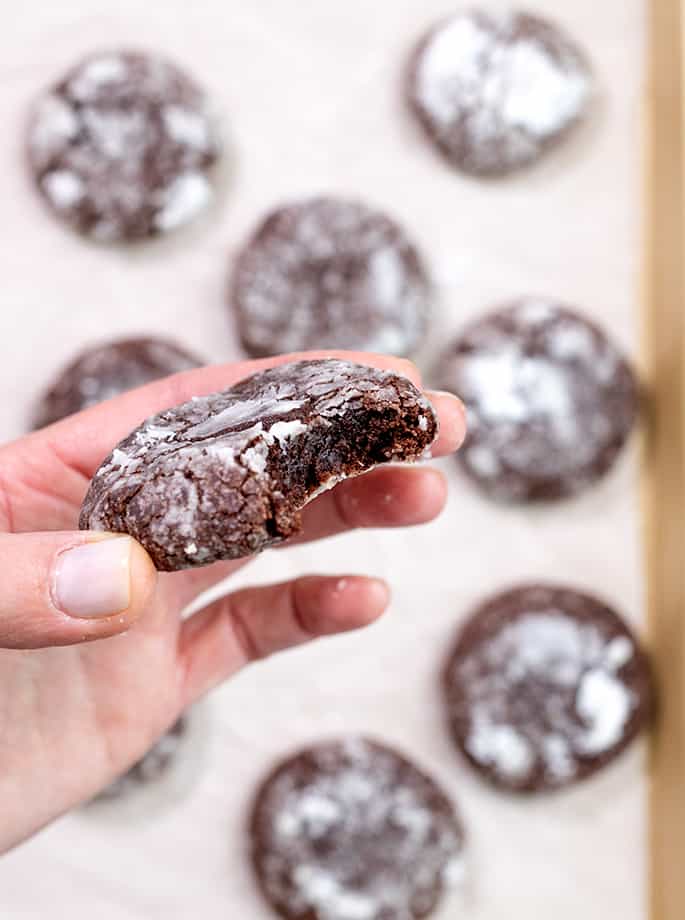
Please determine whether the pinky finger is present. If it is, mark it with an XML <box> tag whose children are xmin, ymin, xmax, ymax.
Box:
<box><xmin>178</xmin><ymin>575</ymin><xmax>390</xmax><ymax>706</ymax></box>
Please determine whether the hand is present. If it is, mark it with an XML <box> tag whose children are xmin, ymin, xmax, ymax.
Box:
<box><xmin>0</xmin><ymin>352</ymin><xmax>464</xmax><ymax>852</ymax></box>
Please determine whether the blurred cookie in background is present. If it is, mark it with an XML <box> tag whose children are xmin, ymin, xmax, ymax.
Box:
<box><xmin>250</xmin><ymin>737</ymin><xmax>465</xmax><ymax>920</ymax></box>
<box><xmin>436</xmin><ymin>299</ymin><xmax>639</xmax><ymax>502</ymax></box>
<box><xmin>86</xmin><ymin>704</ymin><xmax>211</xmax><ymax>817</ymax></box>
<box><xmin>27</xmin><ymin>50</ymin><xmax>221</xmax><ymax>241</ymax></box>
<box><xmin>94</xmin><ymin>717</ymin><xmax>189</xmax><ymax>803</ymax></box>
<box><xmin>230</xmin><ymin>197</ymin><xmax>431</xmax><ymax>358</ymax></box>
<box><xmin>443</xmin><ymin>584</ymin><xmax>653</xmax><ymax>793</ymax></box>
<box><xmin>406</xmin><ymin>9</ymin><xmax>593</xmax><ymax>176</ymax></box>
<box><xmin>32</xmin><ymin>336</ymin><xmax>203</xmax><ymax>429</ymax></box>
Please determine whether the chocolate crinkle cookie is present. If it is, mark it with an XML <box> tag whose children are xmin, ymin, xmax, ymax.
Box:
<box><xmin>437</xmin><ymin>298</ymin><xmax>639</xmax><ymax>502</ymax></box>
<box><xmin>32</xmin><ymin>336</ymin><xmax>203</xmax><ymax>429</ymax></box>
<box><xmin>406</xmin><ymin>9</ymin><xmax>593</xmax><ymax>176</ymax></box>
<box><xmin>250</xmin><ymin>737</ymin><xmax>465</xmax><ymax>920</ymax></box>
<box><xmin>231</xmin><ymin>197</ymin><xmax>430</xmax><ymax>357</ymax></box>
<box><xmin>94</xmin><ymin>717</ymin><xmax>188</xmax><ymax>802</ymax></box>
<box><xmin>443</xmin><ymin>585</ymin><xmax>653</xmax><ymax>793</ymax></box>
<box><xmin>27</xmin><ymin>50</ymin><xmax>220</xmax><ymax>240</ymax></box>
<box><xmin>79</xmin><ymin>359</ymin><xmax>438</xmax><ymax>571</ymax></box>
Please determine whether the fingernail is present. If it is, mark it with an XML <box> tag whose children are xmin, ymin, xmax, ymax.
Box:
<box><xmin>367</xmin><ymin>578</ymin><xmax>391</xmax><ymax>609</ymax></box>
<box><xmin>424</xmin><ymin>390</ymin><xmax>468</xmax><ymax>450</ymax></box>
<box><xmin>330</xmin><ymin>576</ymin><xmax>390</xmax><ymax>607</ymax></box>
<box><xmin>53</xmin><ymin>537</ymin><xmax>132</xmax><ymax>618</ymax></box>
<box><xmin>425</xmin><ymin>389</ymin><xmax>466</xmax><ymax>413</ymax></box>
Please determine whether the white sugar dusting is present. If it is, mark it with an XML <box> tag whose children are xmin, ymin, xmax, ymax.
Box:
<box><xmin>186</xmin><ymin>396</ymin><xmax>303</xmax><ymax>438</ymax></box>
<box><xmin>518</xmin><ymin>299</ymin><xmax>555</xmax><ymax>324</ymax></box>
<box><xmin>145</xmin><ymin>426</ymin><xmax>174</xmax><ymax>441</ymax></box>
<box><xmin>257</xmin><ymin>739</ymin><xmax>463</xmax><ymax>920</ymax></box>
<box><xmin>69</xmin><ymin>54</ymin><xmax>128</xmax><ymax>100</ymax></box>
<box><xmin>163</xmin><ymin>105</ymin><xmax>211</xmax><ymax>148</ymax></box>
<box><xmin>42</xmin><ymin>170</ymin><xmax>85</xmax><ymax>209</ymax></box>
<box><xmin>450</xmin><ymin>600</ymin><xmax>640</xmax><ymax>786</ymax></box>
<box><xmin>109</xmin><ymin>448</ymin><xmax>141</xmax><ymax>473</ymax></box>
<box><xmin>414</xmin><ymin>11</ymin><xmax>591</xmax><ymax>171</ymax></box>
<box><xmin>417</xmin><ymin>15</ymin><xmax>493</xmax><ymax>126</ymax></box>
<box><xmin>501</xmin><ymin>40</ymin><xmax>588</xmax><ymax>135</ymax></box>
<box><xmin>242</xmin><ymin>443</ymin><xmax>268</xmax><ymax>474</ymax></box>
<box><xmin>154</xmin><ymin>171</ymin><xmax>212</xmax><ymax>231</ymax></box>
<box><xmin>264</xmin><ymin>419</ymin><xmax>308</xmax><ymax>446</ymax></box>
<box><xmin>29</xmin><ymin>95</ymin><xmax>79</xmax><ymax>163</ymax></box>
<box><xmin>463</xmin><ymin>348</ymin><xmax>572</xmax><ymax>426</ymax></box>
<box><xmin>293</xmin><ymin>868</ymin><xmax>376</xmax><ymax>920</ymax></box>
<box><xmin>604</xmin><ymin>635</ymin><xmax>634</xmax><ymax>670</ymax></box>
<box><xmin>575</xmin><ymin>668</ymin><xmax>634</xmax><ymax>755</ymax></box>
<box><xmin>466</xmin><ymin>722</ymin><xmax>534</xmax><ymax>779</ymax></box>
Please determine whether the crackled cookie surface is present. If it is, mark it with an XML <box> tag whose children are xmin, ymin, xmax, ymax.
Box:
<box><xmin>437</xmin><ymin>299</ymin><xmax>639</xmax><ymax>502</ymax></box>
<box><xmin>79</xmin><ymin>359</ymin><xmax>438</xmax><ymax>570</ymax></box>
<box><xmin>27</xmin><ymin>50</ymin><xmax>220</xmax><ymax>240</ymax></box>
<box><xmin>443</xmin><ymin>585</ymin><xmax>652</xmax><ymax>792</ymax></box>
<box><xmin>231</xmin><ymin>197</ymin><xmax>430</xmax><ymax>357</ymax></box>
<box><xmin>407</xmin><ymin>10</ymin><xmax>592</xmax><ymax>176</ymax></box>
<box><xmin>250</xmin><ymin>738</ymin><xmax>464</xmax><ymax>920</ymax></box>
<box><xmin>33</xmin><ymin>337</ymin><xmax>202</xmax><ymax>428</ymax></box>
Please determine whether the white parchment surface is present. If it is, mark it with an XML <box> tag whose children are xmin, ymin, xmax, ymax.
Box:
<box><xmin>0</xmin><ymin>1</ymin><xmax>646</xmax><ymax>917</ymax></box>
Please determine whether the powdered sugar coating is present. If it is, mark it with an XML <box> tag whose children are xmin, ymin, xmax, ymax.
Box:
<box><xmin>79</xmin><ymin>359</ymin><xmax>438</xmax><ymax>570</ymax></box>
<box><xmin>407</xmin><ymin>10</ymin><xmax>592</xmax><ymax>175</ymax></box>
<box><xmin>443</xmin><ymin>585</ymin><xmax>652</xmax><ymax>792</ymax></box>
<box><xmin>437</xmin><ymin>299</ymin><xmax>639</xmax><ymax>502</ymax></box>
<box><xmin>27</xmin><ymin>50</ymin><xmax>220</xmax><ymax>240</ymax></box>
<box><xmin>251</xmin><ymin>738</ymin><xmax>464</xmax><ymax>920</ymax></box>
<box><xmin>32</xmin><ymin>337</ymin><xmax>202</xmax><ymax>429</ymax></box>
<box><xmin>231</xmin><ymin>197</ymin><xmax>430</xmax><ymax>357</ymax></box>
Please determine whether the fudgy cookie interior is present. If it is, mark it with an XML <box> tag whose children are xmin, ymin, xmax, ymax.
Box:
<box><xmin>264</xmin><ymin>391</ymin><xmax>433</xmax><ymax>539</ymax></box>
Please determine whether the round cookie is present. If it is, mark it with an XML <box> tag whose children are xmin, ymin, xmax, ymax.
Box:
<box><xmin>436</xmin><ymin>299</ymin><xmax>639</xmax><ymax>502</ymax></box>
<box><xmin>27</xmin><ymin>50</ymin><xmax>220</xmax><ymax>240</ymax></box>
<box><xmin>231</xmin><ymin>197</ymin><xmax>430</xmax><ymax>357</ymax></box>
<box><xmin>79</xmin><ymin>359</ymin><xmax>438</xmax><ymax>571</ymax></box>
<box><xmin>250</xmin><ymin>737</ymin><xmax>465</xmax><ymax>920</ymax></box>
<box><xmin>443</xmin><ymin>585</ymin><xmax>652</xmax><ymax>793</ymax></box>
<box><xmin>33</xmin><ymin>336</ymin><xmax>203</xmax><ymax>429</ymax></box>
<box><xmin>94</xmin><ymin>717</ymin><xmax>188</xmax><ymax>802</ymax></box>
<box><xmin>406</xmin><ymin>10</ymin><xmax>593</xmax><ymax>176</ymax></box>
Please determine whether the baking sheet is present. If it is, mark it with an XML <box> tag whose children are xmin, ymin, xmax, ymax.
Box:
<box><xmin>0</xmin><ymin>0</ymin><xmax>647</xmax><ymax>917</ymax></box>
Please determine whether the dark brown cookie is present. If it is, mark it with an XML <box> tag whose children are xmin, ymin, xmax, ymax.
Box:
<box><xmin>79</xmin><ymin>359</ymin><xmax>438</xmax><ymax>571</ymax></box>
<box><xmin>32</xmin><ymin>336</ymin><xmax>203</xmax><ymax>429</ymax></box>
<box><xmin>406</xmin><ymin>10</ymin><xmax>592</xmax><ymax>176</ymax></box>
<box><xmin>436</xmin><ymin>299</ymin><xmax>639</xmax><ymax>502</ymax></box>
<box><xmin>94</xmin><ymin>717</ymin><xmax>188</xmax><ymax>802</ymax></box>
<box><xmin>443</xmin><ymin>585</ymin><xmax>652</xmax><ymax>793</ymax></box>
<box><xmin>27</xmin><ymin>50</ymin><xmax>220</xmax><ymax>240</ymax></box>
<box><xmin>230</xmin><ymin>197</ymin><xmax>430</xmax><ymax>357</ymax></box>
<box><xmin>250</xmin><ymin>738</ymin><xmax>465</xmax><ymax>920</ymax></box>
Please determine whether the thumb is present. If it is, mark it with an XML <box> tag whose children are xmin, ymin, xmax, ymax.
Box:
<box><xmin>0</xmin><ymin>532</ymin><xmax>157</xmax><ymax>649</ymax></box>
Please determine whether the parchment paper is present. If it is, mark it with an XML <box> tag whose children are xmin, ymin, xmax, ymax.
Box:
<box><xmin>0</xmin><ymin>1</ymin><xmax>647</xmax><ymax>917</ymax></box>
